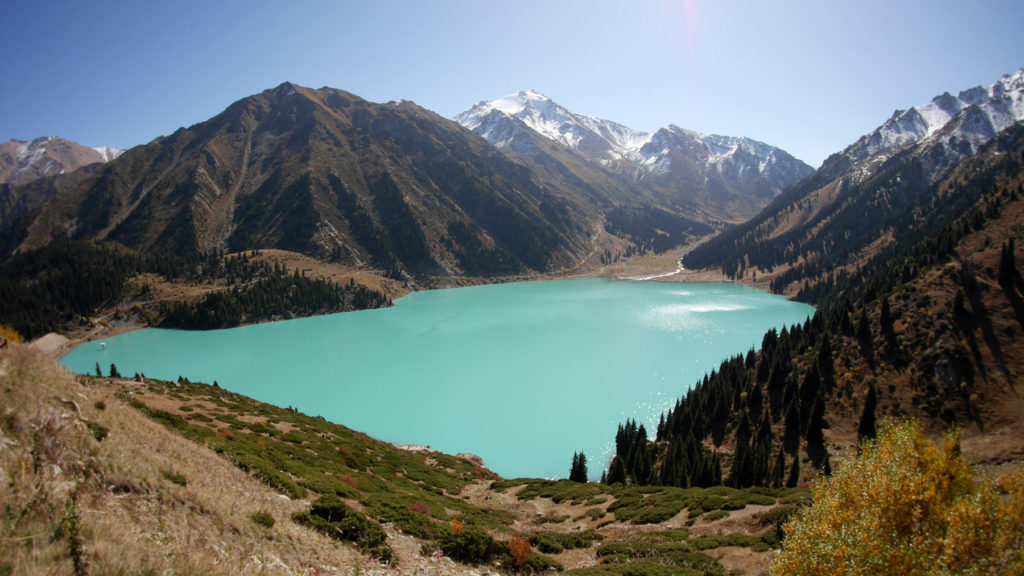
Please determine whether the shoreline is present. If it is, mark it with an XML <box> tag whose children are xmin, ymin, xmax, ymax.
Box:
<box><xmin>44</xmin><ymin>248</ymin><xmax>760</xmax><ymax>361</ymax></box>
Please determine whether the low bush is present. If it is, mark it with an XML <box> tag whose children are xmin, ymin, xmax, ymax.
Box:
<box><xmin>702</xmin><ymin>509</ymin><xmax>729</xmax><ymax>522</ymax></box>
<box><xmin>161</xmin><ymin>469</ymin><xmax>187</xmax><ymax>486</ymax></box>
<box><xmin>250</xmin><ymin>511</ymin><xmax>275</xmax><ymax>528</ymax></box>
<box><xmin>690</xmin><ymin>533</ymin><xmax>763</xmax><ymax>550</ymax></box>
<box><xmin>530</xmin><ymin>530</ymin><xmax>601</xmax><ymax>554</ymax></box>
<box><xmin>594</xmin><ymin>541</ymin><xmax>722</xmax><ymax>575</ymax></box>
<box><xmin>294</xmin><ymin>495</ymin><xmax>391</xmax><ymax>561</ymax></box>
<box><xmin>771</xmin><ymin>420</ymin><xmax>1024</xmax><ymax>575</ymax></box>
<box><xmin>435</xmin><ymin>524</ymin><xmax>504</xmax><ymax>565</ymax></box>
<box><xmin>86</xmin><ymin>421</ymin><xmax>109</xmax><ymax>442</ymax></box>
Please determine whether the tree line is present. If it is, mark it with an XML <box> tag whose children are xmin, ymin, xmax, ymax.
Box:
<box><xmin>598</xmin><ymin>119</ymin><xmax>1024</xmax><ymax>489</ymax></box>
<box><xmin>0</xmin><ymin>242</ymin><xmax>390</xmax><ymax>338</ymax></box>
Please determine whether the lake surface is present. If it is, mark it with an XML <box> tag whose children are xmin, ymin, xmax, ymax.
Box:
<box><xmin>61</xmin><ymin>278</ymin><xmax>814</xmax><ymax>480</ymax></box>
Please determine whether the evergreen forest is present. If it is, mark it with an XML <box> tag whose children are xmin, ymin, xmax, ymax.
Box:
<box><xmin>604</xmin><ymin>121</ymin><xmax>1024</xmax><ymax>489</ymax></box>
<box><xmin>0</xmin><ymin>242</ymin><xmax>390</xmax><ymax>339</ymax></box>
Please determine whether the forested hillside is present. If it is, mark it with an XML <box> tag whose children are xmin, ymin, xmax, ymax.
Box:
<box><xmin>0</xmin><ymin>243</ymin><xmax>389</xmax><ymax>339</ymax></box>
<box><xmin>606</xmin><ymin>122</ymin><xmax>1024</xmax><ymax>487</ymax></box>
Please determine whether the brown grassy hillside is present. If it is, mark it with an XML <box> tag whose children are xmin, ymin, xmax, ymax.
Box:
<box><xmin>2</xmin><ymin>344</ymin><xmax>806</xmax><ymax>575</ymax></box>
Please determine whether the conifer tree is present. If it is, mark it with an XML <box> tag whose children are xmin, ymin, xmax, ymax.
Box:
<box><xmin>606</xmin><ymin>456</ymin><xmax>627</xmax><ymax>485</ymax></box>
<box><xmin>772</xmin><ymin>447</ymin><xmax>786</xmax><ymax>488</ymax></box>
<box><xmin>880</xmin><ymin>298</ymin><xmax>898</xmax><ymax>354</ymax></box>
<box><xmin>998</xmin><ymin>238</ymin><xmax>1021</xmax><ymax>288</ymax></box>
<box><xmin>786</xmin><ymin>454</ymin><xmax>800</xmax><ymax>488</ymax></box>
<box><xmin>729</xmin><ymin>413</ymin><xmax>752</xmax><ymax>487</ymax></box>
<box><xmin>817</xmin><ymin>336</ymin><xmax>835</xmax><ymax>389</ymax></box>
<box><xmin>569</xmin><ymin>451</ymin><xmax>588</xmax><ymax>483</ymax></box>
<box><xmin>858</xmin><ymin>383</ymin><xmax>878</xmax><ymax>442</ymax></box>
<box><xmin>783</xmin><ymin>400</ymin><xmax>801</xmax><ymax>454</ymax></box>
<box><xmin>806</xmin><ymin>392</ymin><xmax>826</xmax><ymax>451</ymax></box>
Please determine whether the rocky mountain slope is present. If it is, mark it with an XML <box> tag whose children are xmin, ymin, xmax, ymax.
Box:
<box><xmin>608</xmin><ymin>120</ymin><xmax>1024</xmax><ymax>497</ymax></box>
<box><xmin>684</xmin><ymin>68</ymin><xmax>1024</xmax><ymax>290</ymax></box>
<box><xmin>623</xmin><ymin>71</ymin><xmax>1024</xmax><ymax>495</ymax></box>
<box><xmin>0</xmin><ymin>136</ymin><xmax>120</xmax><ymax>185</ymax></box>
<box><xmin>1</xmin><ymin>84</ymin><xmax>625</xmax><ymax>279</ymax></box>
<box><xmin>0</xmin><ymin>136</ymin><xmax>121</xmax><ymax>227</ymax></box>
<box><xmin>456</xmin><ymin>90</ymin><xmax>814</xmax><ymax>221</ymax></box>
<box><xmin>1</xmin><ymin>84</ymin><xmax>814</xmax><ymax>282</ymax></box>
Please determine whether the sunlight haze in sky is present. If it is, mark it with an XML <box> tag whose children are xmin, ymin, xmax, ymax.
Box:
<box><xmin>3</xmin><ymin>0</ymin><xmax>1023</xmax><ymax>167</ymax></box>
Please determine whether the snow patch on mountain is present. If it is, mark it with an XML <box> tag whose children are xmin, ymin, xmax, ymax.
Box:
<box><xmin>846</xmin><ymin>68</ymin><xmax>1024</xmax><ymax>165</ymax></box>
<box><xmin>92</xmin><ymin>146</ymin><xmax>123</xmax><ymax>162</ymax></box>
<box><xmin>456</xmin><ymin>90</ymin><xmax>650</xmax><ymax>162</ymax></box>
<box><xmin>455</xmin><ymin>91</ymin><xmax>812</xmax><ymax>189</ymax></box>
<box><xmin>0</xmin><ymin>136</ymin><xmax>122</xmax><ymax>185</ymax></box>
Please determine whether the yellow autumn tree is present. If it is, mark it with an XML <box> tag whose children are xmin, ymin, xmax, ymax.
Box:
<box><xmin>0</xmin><ymin>324</ymin><xmax>23</xmax><ymax>343</ymax></box>
<box><xmin>771</xmin><ymin>420</ymin><xmax>1024</xmax><ymax>576</ymax></box>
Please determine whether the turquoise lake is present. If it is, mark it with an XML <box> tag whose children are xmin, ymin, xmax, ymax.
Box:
<box><xmin>60</xmin><ymin>278</ymin><xmax>814</xmax><ymax>480</ymax></box>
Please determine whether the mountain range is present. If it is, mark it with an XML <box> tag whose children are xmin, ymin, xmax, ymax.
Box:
<box><xmin>3</xmin><ymin>62</ymin><xmax>1024</xmax><ymax>576</ymax></box>
<box><xmin>0</xmin><ymin>136</ymin><xmax>120</xmax><ymax>186</ymax></box>
<box><xmin>685</xmin><ymin>68</ymin><xmax>1024</xmax><ymax>292</ymax></box>
<box><xmin>0</xmin><ymin>83</ymin><xmax>814</xmax><ymax>280</ymax></box>
<box><xmin>605</xmin><ymin>68</ymin><xmax>1024</xmax><ymax>499</ymax></box>
<box><xmin>456</xmin><ymin>90</ymin><xmax>814</xmax><ymax>221</ymax></box>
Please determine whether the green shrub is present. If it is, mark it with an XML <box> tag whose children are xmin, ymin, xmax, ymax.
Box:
<box><xmin>161</xmin><ymin>469</ymin><xmax>187</xmax><ymax>486</ymax></box>
<box><xmin>690</xmin><ymin>534</ymin><xmax>762</xmax><ymax>550</ymax></box>
<box><xmin>594</xmin><ymin>541</ymin><xmax>722</xmax><ymax>576</ymax></box>
<box><xmin>702</xmin><ymin>509</ymin><xmax>729</xmax><ymax>522</ymax></box>
<box><xmin>754</xmin><ymin>504</ymin><xmax>797</xmax><ymax>529</ymax></box>
<box><xmin>435</xmin><ymin>525</ymin><xmax>504</xmax><ymax>565</ymax></box>
<box><xmin>533</xmin><ymin>537</ymin><xmax>563</xmax><ymax>554</ymax></box>
<box><xmin>86</xmin><ymin>421</ymin><xmax>109</xmax><ymax>442</ymax></box>
<box><xmin>294</xmin><ymin>495</ymin><xmax>391</xmax><ymax>561</ymax></box>
<box><xmin>687</xmin><ymin>495</ymin><xmax>725</xmax><ymax>516</ymax></box>
<box><xmin>251</xmin><ymin>511</ymin><xmax>275</xmax><ymax>528</ymax></box>
<box><xmin>518</xmin><ymin>550</ymin><xmax>563</xmax><ymax>573</ymax></box>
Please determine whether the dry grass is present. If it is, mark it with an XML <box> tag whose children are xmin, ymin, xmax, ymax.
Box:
<box><xmin>2</xmin><ymin>345</ymin><xmax>806</xmax><ymax>575</ymax></box>
<box><xmin>243</xmin><ymin>249</ymin><xmax>410</xmax><ymax>300</ymax></box>
<box><xmin>0</xmin><ymin>345</ymin><xmax>369</xmax><ymax>575</ymax></box>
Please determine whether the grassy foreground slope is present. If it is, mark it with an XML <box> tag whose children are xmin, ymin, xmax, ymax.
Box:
<box><xmin>2</xmin><ymin>344</ymin><xmax>805</xmax><ymax>575</ymax></box>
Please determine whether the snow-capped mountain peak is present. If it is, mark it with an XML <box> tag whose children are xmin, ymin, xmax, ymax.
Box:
<box><xmin>0</xmin><ymin>136</ymin><xmax>122</xmax><ymax>186</ymax></box>
<box><xmin>455</xmin><ymin>90</ymin><xmax>650</xmax><ymax>162</ymax></box>
<box><xmin>846</xmin><ymin>68</ymin><xmax>1024</xmax><ymax>164</ymax></box>
<box><xmin>454</xmin><ymin>91</ymin><xmax>815</xmax><ymax>217</ymax></box>
<box><xmin>486</xmin><ymin>89</ymin><xmax>552</xmax><ymax>116</ymax></box>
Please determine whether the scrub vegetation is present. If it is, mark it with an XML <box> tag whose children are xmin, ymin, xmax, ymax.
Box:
<box><xmin>2</xmin><ymin>344</ymin><xmax>804</xmax><ymax>575</ymax></box>
<box><xmin>771</xmin><ymin>421</ymin><xmax>1024</xmax><ymax>575</ymax></box>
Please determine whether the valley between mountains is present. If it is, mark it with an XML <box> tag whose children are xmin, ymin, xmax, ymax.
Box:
<box><xmin>3</xmin><ymin>68</ymin><xmax>1024</xmax><ymax>575</ymax></box>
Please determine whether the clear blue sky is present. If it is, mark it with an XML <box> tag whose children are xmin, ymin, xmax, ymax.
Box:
<box><xmin>2</xmin><ymin>0</ymin><xmax>1022</xmax><ymax>167</ymax></box>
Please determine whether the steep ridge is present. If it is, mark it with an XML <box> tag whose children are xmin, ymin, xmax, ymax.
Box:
<box><xmin>607</xmin><ymin>121</ymin><xmax>1024</xmax><ymax>492</ymax></box>
<box><xmin>0</xmin><ymin>137</ymin><xmax>121</xmax><ymax>227</ymax></box>
<box><xmin>3</xmin><ymin>84</ymin><xmax>617</xmax><ymax>278</ymax></box>
<box><xmin>685</xmin><ymin>68</ymin><xmax>1024</xmax><ymax>290</ymax></box>
<box><xmin>456</xmin><ymin>90</ymin><xmax>814</xmax><ymax>222</ymax></box>
<box><xmin>0</xmin><ymin>136</ymin><xmax>121</xmax><ymax>186</ymax></box>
